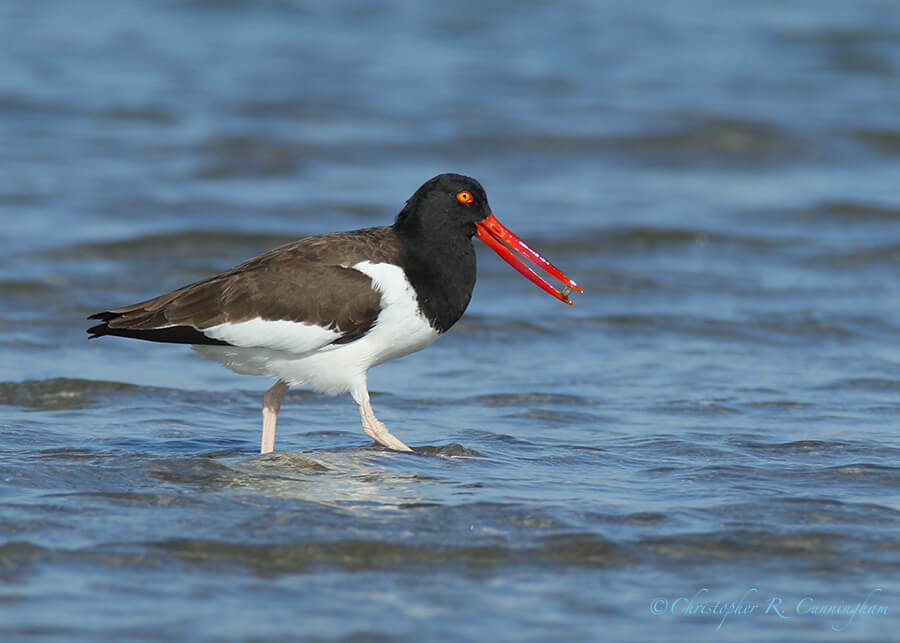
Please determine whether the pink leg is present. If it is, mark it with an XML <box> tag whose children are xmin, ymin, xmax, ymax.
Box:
<box><xmin>351</xmin><ymin>388</ymin><xmax>413</xmax><ymax>452</ymax></box>
<box><xmin>261</xmin><ymin>380</ymin><xmax>289</xmax><ymax>454</ymax></box>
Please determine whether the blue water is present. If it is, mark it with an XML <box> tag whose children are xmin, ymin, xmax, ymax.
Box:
<box><xmin>2</xmin><ymin>1</ymin><xmax>900</xmax><ymax>641</ymax></box>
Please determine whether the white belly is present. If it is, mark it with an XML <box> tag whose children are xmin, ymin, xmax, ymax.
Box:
<box><xmin>194</xmin><ymin>261</ymin><xmax>440</xmax><ymax>395</ymax></box>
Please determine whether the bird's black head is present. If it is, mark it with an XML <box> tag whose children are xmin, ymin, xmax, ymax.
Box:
<box><xmin>393</xmin><ymin>172</ymin><xmax>583</xmax><ymax>311</ymax></box>
<box><xmin>394</xmin><ymin>173</ymin><xmax>493</xmax><ymax>238</ymax></box>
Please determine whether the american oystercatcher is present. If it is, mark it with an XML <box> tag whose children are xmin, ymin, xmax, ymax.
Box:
<box><xmin>87</xmin><ymin>173</ymin><xmax>581</xmax><ymax>454</ymax></box>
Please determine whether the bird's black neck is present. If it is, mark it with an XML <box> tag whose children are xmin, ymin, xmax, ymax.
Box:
<box><xmin>394</xmin><ymin>223</ymin><xmax>477</xmax><ymax>334</ymax></box>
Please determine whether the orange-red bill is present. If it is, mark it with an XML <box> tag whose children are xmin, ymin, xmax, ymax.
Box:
<box><xmin>474</xmin><ymin>213</ymin><xmax>583</xmax><ymax>305</ymax></box>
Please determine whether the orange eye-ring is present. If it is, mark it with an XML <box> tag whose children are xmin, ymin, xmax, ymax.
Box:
<box><xmin>456</xmin><ymin>190</ymin><xmax>474</xmax><ymax>204</ymax></box>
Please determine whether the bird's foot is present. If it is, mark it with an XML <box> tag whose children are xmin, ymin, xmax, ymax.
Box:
<box><xmin>362</xmin><ymin>420</ymin><xmax>414</xmax><ymax>452</ymax></box>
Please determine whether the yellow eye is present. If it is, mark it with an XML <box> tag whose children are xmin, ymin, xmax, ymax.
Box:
<box><xmin>456</xmin><ymin>190</ymin><xmax>474</xmax><ymax>204</ymax></box>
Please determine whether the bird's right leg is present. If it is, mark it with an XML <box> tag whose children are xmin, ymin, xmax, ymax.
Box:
<box><xmin>351</xmin><ymin>386</ymin><xmax>413</xmax><ymax>452</ymax></box>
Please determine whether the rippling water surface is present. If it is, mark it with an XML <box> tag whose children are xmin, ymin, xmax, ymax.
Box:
<box><xmin>2</xmin><ymin>1</ymin><xmax>900</xmax><ymax>641</ymax></box>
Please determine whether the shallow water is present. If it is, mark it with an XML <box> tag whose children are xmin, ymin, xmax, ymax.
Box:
<box><xmin>2</xmin><ymin>1</ymin><xmax>900</xmax><ymax>641</ymax></box>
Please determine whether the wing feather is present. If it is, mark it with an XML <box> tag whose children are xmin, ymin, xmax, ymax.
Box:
<box><xmin>87</xmin><ymin>226</ymin><xmax>404</xmax><ymax>348</ymax></box>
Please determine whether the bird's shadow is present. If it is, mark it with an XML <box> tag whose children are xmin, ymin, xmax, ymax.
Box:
<box><xmin>246</xmin><ymin>442</ymin><xmax>485</xmax><ymax>464</ymax></box>
<box><xmin>408</xmin><ymin>443</ymin><xmax>484</xmax><ymax>458</ymax></box>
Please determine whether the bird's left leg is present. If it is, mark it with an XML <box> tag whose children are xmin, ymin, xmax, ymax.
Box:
<box><xmin>261</xmin><ymin>379</ymin><xmax>289</xmax><ymax>454</ymax></box>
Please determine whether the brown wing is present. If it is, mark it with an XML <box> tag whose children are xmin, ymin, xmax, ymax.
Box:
<box><xmin>87</xmin><ymin>226</ymin><xmax>403</xmax><ymax>347</ymax></box>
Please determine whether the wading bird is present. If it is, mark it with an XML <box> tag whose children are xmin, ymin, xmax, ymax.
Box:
<box><xmin>88</xmin><ymin>174</ymin><xmax>581</xmax><ymax>453</ymax></box>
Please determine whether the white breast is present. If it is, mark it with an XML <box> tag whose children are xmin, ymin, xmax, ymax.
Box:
<box><xmin>350</xmin><ymin>260</ymin><xmax>440</xmax><ymax>367</ymax></box>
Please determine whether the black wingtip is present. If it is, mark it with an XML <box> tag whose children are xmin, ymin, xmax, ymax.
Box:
<box><xmin>86</xmin><ymin>321</ymin><xmax>108</xmax><ymax>339</ymax></box>
<box><xmin>87</xmin><ymin>311</ymin><xmax>117</xmax><ymax>339</ymax></box>
<box><xmin>85</xmin><ymin>318</ymin><xmax>231</xmax><ymax>346</ymax></box>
